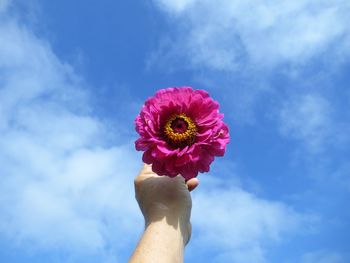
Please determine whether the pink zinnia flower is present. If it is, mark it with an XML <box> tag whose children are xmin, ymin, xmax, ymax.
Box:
<box><xmin>135</xmin><ymin>87</ymin><xmax>230</xmax><ymax>180</ymax></box>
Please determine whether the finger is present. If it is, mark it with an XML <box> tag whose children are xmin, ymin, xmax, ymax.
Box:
<box><xmin>186</xmin><ymin>178</ymin><xmax>199</xmax><ymax>192</ymax></box>
<box><xmin>135</xmin><ymin>164</ymin><xmax>158</xmax><ymax>185</ymax></box>
<box><xmin>139</xmin><ymin>164</ymin><xmax>156</xmax><ymax>176</ymax></box>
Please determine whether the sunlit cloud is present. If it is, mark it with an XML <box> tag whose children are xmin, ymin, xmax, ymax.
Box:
<box><xmin>188</xmin><ymin>175</ymin><xmax>313</xmax><ymax>262</ymax></box>
<box><xmin>0</xmin><ymin>10</ymin><xmax>142</xmax><ymax>261</ymax></box>
<box><xmin>152</xmin><ymin>0</ymin><xmax>350</xmax><ymax>70</ymax></box>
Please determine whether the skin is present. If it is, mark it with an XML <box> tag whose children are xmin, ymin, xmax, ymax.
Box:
<box><xmin>129</xmin><ymin>164</ymin><xmax>199</xmax><ymax>263</ymax></box>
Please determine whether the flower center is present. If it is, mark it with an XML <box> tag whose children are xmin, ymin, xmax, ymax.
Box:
<box><xmin>163</xmin><ymin>114</ymin><xmax>197</xmax><ymax>147</ymax></box>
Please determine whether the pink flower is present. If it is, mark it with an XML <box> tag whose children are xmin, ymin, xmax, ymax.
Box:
<box><xmin>135</xmin><ymin>87</ymin><xmax>230</xmax><ymax>180</ymax></box>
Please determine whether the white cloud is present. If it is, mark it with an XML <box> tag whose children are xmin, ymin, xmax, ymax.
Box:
<box><xmin>152</xmin><ymin>0</ymin><xmax>350</xmax><ymax>70</ymax></box>
<box><xmin>278</xmin><ymin>93</ymin><xmax>350</xmax><ymax>155</ymax></box>
<box><xmin>153</xmin><ymin>0</ymin><xmax>197</xmax><ymax>13</ymax></box>
<box><xmin>278</xmin><ymin>94</ymin><xmax>332</xmax><ymax>152</ymax></box>
<box><xmin>0</xmin><ymin>12</ymin><xmax>142</xmax><ymax>261</ymax></box>
<box><xmin>188</xmin><ymin>176</ymin><xmax>311</xmax><ymax>263</ymax></box>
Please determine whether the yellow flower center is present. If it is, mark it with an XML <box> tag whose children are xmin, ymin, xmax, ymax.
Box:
<box><xmin>163</xmin><ymin>114</ymin><xmax>197</xmax><ymax>147</ymax></box>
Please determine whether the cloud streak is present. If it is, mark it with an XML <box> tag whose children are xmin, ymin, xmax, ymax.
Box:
<box><xmin>278</xmin><ymin>94</ymin><xmax>332</xmax><ymax>153</ymax></box>
<box><xmin>0</xmin><ymin>11</ymin><xmax>142</xmax><ymax>262</ymax></box>
<box><xmin>152</xmin><ymin>0</ymin><xmax>350</xmax><ymax>71</ymax></box>
<box><xmin>188</xmin><ymin>175</ymin><xmax>312</xmax><ymax>263</ymax></box>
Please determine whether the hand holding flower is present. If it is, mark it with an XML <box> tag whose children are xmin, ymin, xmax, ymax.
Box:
<box><xmin>129</xmin><ymin>164</ymin><xmax>199</xmax><ymax>263</ymax></box>
<box><xmin>134</xmin><ymin>164</ymin><xmax>199</xmax><ymax>241</ymax></box>
<box><xmin>130</xmin><ymin>86</ymin><xmax>228</xmax><ymax>263</ymax></box>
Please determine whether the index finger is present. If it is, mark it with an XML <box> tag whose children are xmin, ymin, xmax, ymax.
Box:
<box><xmin>134</xmin><ymin>164</ymin><xmax>158</xmax><ymax>185</ymax></box>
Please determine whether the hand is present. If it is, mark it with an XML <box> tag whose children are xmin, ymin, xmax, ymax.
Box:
<box><xmin>134</xmin><ymin>164</ymin><xmax>199</xmax><ymax>245</ymax></box>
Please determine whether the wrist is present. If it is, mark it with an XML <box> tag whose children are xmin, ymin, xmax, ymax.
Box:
<box><xmin>129</xmin><ymin>217</ymin><xmax>187</xmax><ymax>263</ymax></box>
<box><xmin>145</xmin><ymin>217</ymin><xmax>190</xmax><ymax>246</ymax></box>
<box><xmin>144</xmin><ymin>202</ymin><xmax>190</xmax><ymax>228</ymax></box>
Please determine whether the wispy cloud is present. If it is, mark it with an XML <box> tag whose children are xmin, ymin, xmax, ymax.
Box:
<box><xmin>152</xmin><ymin>0</ymin><xmax>350</xmax><ymax>71</ymax></box>
<box><xmin>278</xmin><ymin>94</ymin><xmax>332</xmax><ymax>153</ymax></box>
<box><xmin>187</xmin><ymin>175</ymin><xmax>313</xmax><ymax>263</ymax></box>
<box><xmin>153</xmin><ymin>0</ymin><xmax>197</xmax><ymax>13</ymax></box>
<box><xmin>0</xmin><ymin>9</ymin><xmax>141</xmax><ymax>262</ymax></box>
<box><xmin>149</xmin><ymin>0</ymin><xmax>350</xmax><ymax>128</ymax></box>
<box><xmin>278</xmin><ymin>93</ymin><xmax>350</xmax><ymax>154</ymax></box>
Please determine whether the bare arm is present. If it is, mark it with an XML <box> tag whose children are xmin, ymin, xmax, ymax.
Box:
<box><xmin>129</xmin><ymin>165</ymin><xmax>199</xmax><ymax>263</ymax></box>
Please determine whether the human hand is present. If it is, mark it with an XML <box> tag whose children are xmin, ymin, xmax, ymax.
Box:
<box><xmin>134</xmin><ymin>164</ymin><xmax>199</xmax><ymax>245</ymax></box>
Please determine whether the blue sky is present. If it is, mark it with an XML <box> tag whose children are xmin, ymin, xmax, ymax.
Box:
<box><xmin>0</xmin><ymin>0</ymin><xmax>349</xmax><ymax>262</ymax></box>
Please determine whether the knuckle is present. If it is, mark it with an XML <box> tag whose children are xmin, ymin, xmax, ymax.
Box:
<box><xmin>134</xmin><ymin>176</ymin><xmax>142</xmax><ymax>187</ymax></box>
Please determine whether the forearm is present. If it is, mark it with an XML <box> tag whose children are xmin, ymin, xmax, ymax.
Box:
<box><xmin>128</xmin><ymin>218</ymin><xmax>186</xmax><ymax>263</ymax></box>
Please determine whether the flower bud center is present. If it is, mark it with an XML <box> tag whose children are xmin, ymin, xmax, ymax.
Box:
<box><xmin>164</xmin><ymin>114</ymin><xmax>197</xmax><ymax>147</ymax></box>
<box><xmin>171</xmin><ymin>118</ymin><xmax>188</xmax><ymax>134</ymax></box>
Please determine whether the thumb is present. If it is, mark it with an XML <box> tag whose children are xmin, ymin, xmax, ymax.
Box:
<box><xmin>186</xmin><ymin>178</ymin><xmax>199</xmax><ymax>191</ymax></box>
